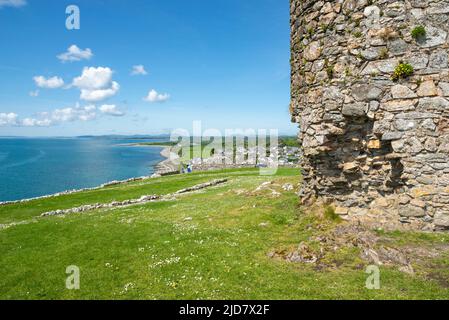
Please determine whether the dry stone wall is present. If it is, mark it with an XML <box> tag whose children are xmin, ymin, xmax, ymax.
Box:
<box><xmin>290</xmin><ymin>0</ymin><xmax>449</xmax><ymax>230</ymax></box>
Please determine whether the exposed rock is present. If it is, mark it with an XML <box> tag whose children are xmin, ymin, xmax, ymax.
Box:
<box><xmin>361</xmin><ymin>47</ymin><xmax>382</xmax><ymax>60</ymax></box>
<box><xmin>335</xmin><ymin>207</ymin><xmax>349</xmax><ymax>215</ymax></box>
<box><xmin>417</xmin><ymin>80</ymin><xmax>438</xmax><ymax>97</ymax></box>
<box><xmin>342</xmin><ymin>103</ymin><xmax>367</xmax><ymax>117</ymax></box>
<box><xmin>383</xmin><ymin>99</ymin><xmax>417</xmax><ymax>112</ymax></box>
<box><xmin>352</xmin><ymin>85</ymin><xmax>383</xmax><ymax>101</ymax></box>
<box><xmin>342</xmin><ymin>162</ymin><xmax>358</xmax><ymax>172</ymax></box>
<box><xmin>395</xmin><ymin>119</ymin><xmax>416</xmax><ymax>131</ymax></box>
<box><xmin>439</xmin><ymin>82</ymin><xmax>449</xmax><ymax>97</ymax></box>
<box><xmin>282</xmin><ymin>183</ymin><xmax>294</xmax><ymax>191</ymax></box>
<box><xmin>418</xmin><ymin>25</ymin><xmax>447</xmax><ymax>48</ymax></box>
<box><xmin>304</xmin><ymin>41</ymin><xmax>321</xmax><ymax>61</ymax></box>
<box><xmin>434</xmin><ymin>212</ymin><xmax>449</xmax><ymax>227</ymax></box>
<box><xmin>382</xmin><ymin>132</ymin><xmax>403</xmax><ymax>141</ymax></box>
<box><xmin>291</xmin><ymin>0</ymin><xmax>449</xmax><ymax>231</ymax></box>
<box><xmin>429</xmin><ymin>50</ymin><xmax>448</xmax><ymax>69</ymax></box>
<box><xmin>399</xmin><ymin>205</ymin><xmax>426</xmax><ymax>217</ymax></box>
<box><xmin>364</xmin><ymin>5</ymin><xmax>381</xmax><ymax>28</ymax></box>
<box><xmin>361</xmin><ymin>59</ymin><xmax>397</xmax><ymax>75</ymax></box>
<box><xmin>367</xmin><ymin>140</ymin><xmax>381</xmax><ymax>149</ymax></box>
<box><xmin>388</xmin><ymin>39</ymin><xmax>408</xmax><ymax>56</ymax></box>
<box><xmin>41</xmin><ymin>179</ymin><xmax>228</xmax><ymax>217</ymax></box>
<box><xmin>391</xmin><ymin>85</ymin><xmax>417</xmax><ymax>99</ymax></box>
<box><xmin>409</xmin><ymin>53</ymin><xmax>429</xmax><ymax>69</ymax></box>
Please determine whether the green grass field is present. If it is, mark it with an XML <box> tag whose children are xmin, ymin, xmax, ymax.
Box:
<box><xmin>1</xmin><ymin>168</ymin><xmax>448</xmax><ymax>299</ymax></box>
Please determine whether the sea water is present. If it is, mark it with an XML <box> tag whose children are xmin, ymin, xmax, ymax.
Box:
<box><xmin>0</xmin><ymin>137</ymin><xmax>166</xmax><ymax>201</ymax></box>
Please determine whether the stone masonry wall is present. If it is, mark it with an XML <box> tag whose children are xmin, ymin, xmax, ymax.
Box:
<box><xmin>290</xmin><ymin>0</ymin><xmax>449</xmax><ymax>230</ymax></box>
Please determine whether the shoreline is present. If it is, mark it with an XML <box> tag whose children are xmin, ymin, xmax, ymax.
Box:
<box><xmin>154</xmin><ymin>146</ymin><xmax>180</xmax><ymax>175</ymax></box>
<box><xmin>0</xmin><ymin>146</ymin><xmax>179</xmax><ymax>207</ymax></box>
<box><xmin>122</xmin><ymin>143</ymin><xmax>180</xmax><ymax>175</ymax></box>
<box><xmin>0</xmin><ymin>144</ymin><xmax>297</xmax><ymax>206</ymax></box>
<box><xmin>0</xmin><ymin>174</ymin><xmax>154</xmax><ymax>206</ymax></box>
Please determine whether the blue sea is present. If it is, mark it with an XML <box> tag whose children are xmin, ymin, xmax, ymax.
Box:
<box><xmin>0</xmin><ymin>137</ymin><xmax>166</xmax><ymax>202</ymax></box>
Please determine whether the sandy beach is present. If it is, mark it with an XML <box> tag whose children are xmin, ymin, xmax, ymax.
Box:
<box><xmin>154</xmin><ymin>146</ymin><xmax>180</xmax><ymax>175</ymax></box>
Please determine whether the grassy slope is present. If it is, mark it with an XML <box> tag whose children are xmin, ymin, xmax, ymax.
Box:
<box><xmin>0</xmin><ymin>168</ymin><xmax>448</xmax><ymax>299</ymax></box>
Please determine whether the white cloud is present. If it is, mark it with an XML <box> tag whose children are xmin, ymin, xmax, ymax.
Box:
<box><xmin>21</xmin><ymin>118</ymin><xmax>53</xmax><ymax>127</ymax></box>
<box><xmin>144</xmin><ymin>89</ymin><xmax>170</xmax><ymax>103</ymax></box>
<box><xmin>73</xmin><ymin>67</ymin><xmax>113</xmax><ymax>90</ymax></box>
<box><xmin>50</xmin><ymin>105</ymin><xmax>97</xmax><ymax>123</ymax></box>
<box><xmin>57</xmin><ymin>45</ymin><xmax>93</xmax><ymax>62</ymax></box>
<box><xmin>72</xmin><ymin>67</ymin><xmax>120</xmax><ymax>102</ymax></box>
<box><xmin>0</xmin><ymin>0</ymin><xmax>26</xmax><ymax>9</ymax></box>
<box><xmin>0</xmin><ymin>113</ymin><xmax>18</xmax><ymax>126</ymax></box>
<box><xmin>4</xmin><ymin>104</ymin><xmax>125</xmax><ymax>127</ymax></box>
<box><xmin>99</xmin><ymin>104</ymin><xmax>125</xmax><ymax>116</ymax></box>
<box><xmin>21</xmin><ymin>105</ymin><xmax>97</xmax><ymax>127</ymax></box>
<box><xmin>131</xmin><ymin>65</ymin><xmax>148</xmax><ymax>75</ymax></box>
<box><xmin>33</xmin><ymin>76</ymin><xmax>64</xmax><ymax>89</ymax></box>
<box><xmin>29</xmin><ymin>90</ymin><xmax>39</xmax><ymax>97</ymax></box>
<box><xmin>80</xmin><ymin>81</ymin><xmax>120</xmax><ymax>102</ymax></box>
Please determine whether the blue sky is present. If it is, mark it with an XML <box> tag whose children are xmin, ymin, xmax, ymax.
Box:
<box><xmin>0</xmin><ymin>0</ymin><xmax>296</xmax><ymax>136</ymax></box>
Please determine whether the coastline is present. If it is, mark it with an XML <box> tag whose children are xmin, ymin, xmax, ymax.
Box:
<box><xmin>122</xmin><ymin>143</ymin><xmax>180</xmax><ymax>174</ymax></box>
<box><xmin>154</xmin><ymin>146</ymin><xmax>180</xmax><ymax>175</ymax></box>
<box><xmin>0</xmin><ymin>174</ymin><xmax>153</xmax><ymax>206</ymax></box>
<box><xmin>0</xmin><ymin>143</ymin><xmax>296</xmax><ymax>206</ymax></box>
<box><xmin>0</xmin><ymin>146</ymin><xmax>180</xmax><ymax>207</ymax></box>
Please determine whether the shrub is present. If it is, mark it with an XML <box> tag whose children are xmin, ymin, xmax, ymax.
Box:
<box><xmin>411</xmin><ymin>25</ymin><xmax>426</xmax><ymax>40</ymax></box>
<box><xmin>392</xmin><ymin>62</ymin><xmax>414</xmax><ymax>81</ymax></box>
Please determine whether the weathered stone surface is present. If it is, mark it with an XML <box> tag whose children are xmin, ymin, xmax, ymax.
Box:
<box><xmin>361</xmin><ymin>47</ymin><xmax>382</xmax><ymax>60</ymax></box>
<box><xmin>418</xmin><ymin>25</ymin><xmax>447</xmax><ymax>48</ymax></box>
<box><xmin>364</xmin><ymin>5</ymin><xmax>380</xmax><ymax>25</ymax></box>
<box><xmin>388</xmin><ymin>39</ymin><xmax>408</xmax><ymax>56</ymax></box>
<box><xmin>409</xmin><ymin>53</ymin><xmax>429</xmax><ymax>70</ymax></box>
<box><xmin>439</xmin><ymin>82</ymin><xmax>449</xmax><ymax>97</ymax></box>
<box><xmin>367</xmin><ymin>140</ymin><xmax>381</xmax><ymax>149</ymax></box>
<box><xmin>352</xmin><ymin>85</ymin><xmax>383</xmax><ymax>101</ymax></box>
<box><xmin>429</xmin><ymin>50</ymin><xmax>449</xmax><ymax>69</ymax></box>
<box><xmin>342</xmin><ymin>103</ymin><xmax>367</xmax><ymax>117</ymax></box>
<box><xmin>391</xmin><ymin>85</ymin><xmax>417</xmax><ymax>99</ymax></box>
<box><xmin>291</xmin><ymin>0</ymin><xmax>449</xmax><ymax>231</ymax></box>
<box><xmin>434</xmin><ymin>212</ymin><xmax>449</xmax><ymax>227</ymax></box>
<box><xmin>399</xmin><ymin>205</ymin><xmax>426</xmax><ymax>217</ymax></box>
<box><xmin>361</xmin><ymin>59</ymin><xmax>397</xmax><ymax>75</ymax></box>
<box><xmin>304</xmin><ymin>41</ymin><xmax>321</xmax><ymax>61</ymax></box>
<box><xmin>382</xmin><ymin>132</ymin><xmax>403</xmax><ymax>141</ymax></box>
<box><xmin>421</xmin><ymin>119</ymin><xmax>436</xmax><ymax>131</ymax></box>
<box><xmin>407</xmin><ymin>137</ymin><xmax>424</xmax><ymax>154</ymax></box>
<box><xmin>417</xmin><ymin>80</ymin><xmax>438</xmax><ymax>97</ymax></box>
<box><xmin>383</xmin><ymin>99</ymin><xmax>417</xmax><ymax>112</ymax></box>
<box><xmin>395</xmin><ymin>119</ymin><xmax>416</xmax><ymax>131</ymax></box>
<box><xmin>342</xmin><ymin>162</ymin><xmax>358</xmax><ymax>172</ymax></box>
<box><xmin>418</xmin><ymin>97</ymin><xmax>449</xmax><ymax>111</ymax></box>
<box><xmin>335</xmin><ymin>207</ymin><xmax>349</xmax><ymax>216</ymax></box>
<box><xmin>391</xmin><ymin>139</ymin><xmax>405</xmax><ymax>152</ymax></box>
